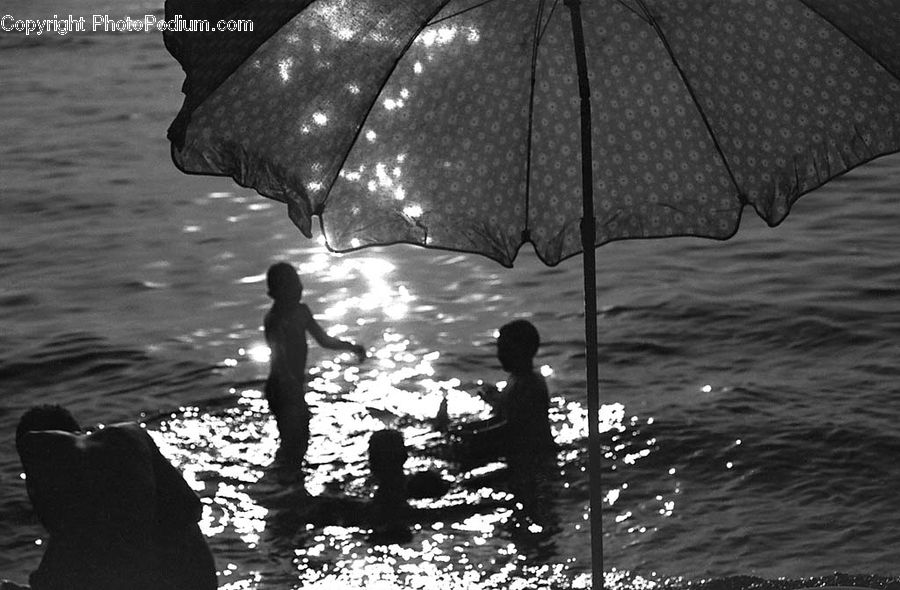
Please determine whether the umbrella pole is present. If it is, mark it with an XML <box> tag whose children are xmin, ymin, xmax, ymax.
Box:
<box><xmin>564</xmin><ymin>1</ymin><xmax>604</xmax><ymax>588</ymax></box>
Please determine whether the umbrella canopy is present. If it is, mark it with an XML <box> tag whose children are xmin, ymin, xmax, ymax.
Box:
<box><xmin>166</xmin><ymin>0</ymin><xmax>900</xmax><ymax>266</ymax></box>
<box><xmin>165</xmin><ymin>1</ymin><xmax>900</xmax><ymax>587</ymax></box>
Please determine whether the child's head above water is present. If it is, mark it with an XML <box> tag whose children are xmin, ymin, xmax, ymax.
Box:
<box><xmin>267</xmin><ymin>262</ymin><xmax>304</xmax><ymax>302</ymax></box>
<box><xmin>368</xmin><ymin>429</ymin><xmax>408</xmax><ymax>482</ymax></box>
<box><xmin>497</xmin><ymin>319</ymin><xmax>540</xmax><ymax>374</ymax></box>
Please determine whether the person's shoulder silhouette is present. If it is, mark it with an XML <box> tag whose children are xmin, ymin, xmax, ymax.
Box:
<box><xmin>15</xmin><ymin>405</ymin><xmax>216</xmax><ymax>590</ymax></box>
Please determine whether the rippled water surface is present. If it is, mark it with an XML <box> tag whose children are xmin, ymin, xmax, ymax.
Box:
<box><xmin>2</xmin><ymin>2</ymin><xmax>900</xmax><ymax>589</ymax></box>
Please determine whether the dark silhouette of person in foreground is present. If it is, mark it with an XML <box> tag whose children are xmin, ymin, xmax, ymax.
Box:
<box><xmin>263</xmin><ymin>261</ymin><xmax>366</xmax><ymax>476</ymax></box>
<box><xmin>10</xmin><ymin>405</ymin><xmax>216</xmax><ymax>590</ymax></box>
<box><xmin>451</xmin><ymin>319</ymin><xmax>556</xmax><ymax>469</ymax></box>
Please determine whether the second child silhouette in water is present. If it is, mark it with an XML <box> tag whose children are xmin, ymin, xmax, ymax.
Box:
<box><xmin>455</xmin><ymin>319</ymin><xmax>555</xmax><ymax>468</ymax></box>
<box><xmin>264</xmin><ymin>262</ymin><xmax>366</xmax><ymax>475</ymax></box>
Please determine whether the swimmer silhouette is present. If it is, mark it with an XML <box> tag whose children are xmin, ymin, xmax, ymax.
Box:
<box><xmin>263</xmin><ymin>262</ymin><xmax>366</xmax><ymax>477</ymax></box>
<box><xmin>451</xmin><ymin>320</ymin><xmax>556</xmax><ymax>469</ymax></box>
<box><xmin>261</xmin><ymin>429</ymin><xmax>509</xmax><ymax>545</ymax></box>
<box><xmin>14</xmin><ymin>405</ymin><xmax>216</xmax><ymax>590</ymax></box>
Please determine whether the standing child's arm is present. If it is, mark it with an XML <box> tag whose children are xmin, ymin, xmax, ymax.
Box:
<box><xmin>301</xmin><ymin>305</ymin><xmax>366</xmax><ymax>361</ymax></box>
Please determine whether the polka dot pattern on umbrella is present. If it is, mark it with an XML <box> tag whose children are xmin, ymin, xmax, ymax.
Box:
<box><xmin>171</xmin><ymin>0</ymin><xmax>900</xmax><ymax>266</ymax></box>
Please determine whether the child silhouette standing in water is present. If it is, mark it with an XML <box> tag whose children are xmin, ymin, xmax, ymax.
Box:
<box><xmin>457</xmin><ymin>319</ymin><xmax>555</xmax><ymax>468</ymax></box>
<box><xmin>264</xmin><ymin>262</ymin><xmax>366</xmax><ymax>473</ymax></box>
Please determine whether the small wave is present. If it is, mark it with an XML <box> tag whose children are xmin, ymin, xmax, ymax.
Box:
<box><xmin>0</xmin><ymin>332</ymin><xmax>148</xmax><ymax>383</ymax></box>
<box><xmin>601</xmin><ymin>297</ymin><xmax>889</xmax><ymax>370</ymax></box>
<box><xmin>0</xmin><ymin>33</ymin><xmax>99</xmax><ymax>52</ymax></box>
<box><xmin>119</xmin><ymin>279</ymin><xmax>171</xmax><ymax>292</ymax></box>
<box><xmin>0</xmin><ymin>195</ymin><xmax>118</xmax><ymax>219</ymax></box>
<box><xmin>621</xmin><ymin>396</ymin><xmax>900</xmax><ymax>508</ymax></box>
<box><xmin>0</xmin><ymin>332</ymin><xmax>221</xmax><ymax>412</ymax></box>
<box><xmin>0</xmin><ymin>293</ymin><xmax>39</xmax><ymax>308</ymax></box>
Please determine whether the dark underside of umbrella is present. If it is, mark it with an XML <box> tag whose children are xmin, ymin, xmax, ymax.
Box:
<box><xmin>165</xmin><ymin>0</ymin><xmax>900</xmax><ymax>268</ymax></box>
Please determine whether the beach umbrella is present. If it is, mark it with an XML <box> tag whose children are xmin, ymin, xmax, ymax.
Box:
<box><xmin>164</xmin><ymin>1</ymin><xmax>900</xmax><ymax>587</ymax></box>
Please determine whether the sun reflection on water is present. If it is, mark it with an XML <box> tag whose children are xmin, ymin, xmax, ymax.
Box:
<box><xmin>141</xmin><ymin>252</ymin><xmax>672</xmax><ymax>588</ymax></box>
<box><xmin>147</xmin><ymin>343</ymin><xmax>668</xmax><ymax>588</ymax></box>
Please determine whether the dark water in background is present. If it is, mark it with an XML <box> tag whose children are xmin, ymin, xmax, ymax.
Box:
<box><xmin>2</xmin><ymin>1</ymin><xmax>900</xmax><ymax>588</ymax></box>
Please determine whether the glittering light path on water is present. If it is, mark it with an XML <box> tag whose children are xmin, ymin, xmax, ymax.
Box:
<box><xmin>142</xmin><ymin>249</ymin><xmax>670</xmax><ymax>589</ymax></box>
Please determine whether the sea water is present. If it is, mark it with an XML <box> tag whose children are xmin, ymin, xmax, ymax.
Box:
<box><xmin>2</xmin><ymin>1</ymin><xmax>900</xmax><ymax>588</ymax></box>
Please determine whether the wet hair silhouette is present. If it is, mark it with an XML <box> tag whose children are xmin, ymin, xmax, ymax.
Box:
<box><xmin>368</xmin><ymin>430</ymin><xmax>451</xmax><ymax>503</ymax></box>
<box><xmin>368</xmin><ymin>429</ymin><xmax>408</xmax><ymax>508</ymax></box>
<box><xmin>16</xmin><ymin>404</ymin><xmax>80</xmax><ymax>447</ymax></box>
<box><xmin>266</xmin><ymin>261</ymin><xmax>303</xmax><ymax>302</ymax></box>
<box><xmin>368</xmin><ymin>429</ymin><xmax>407</xmax><ymax>479</ymax></box>
<box><xmin>497</xmin><ymin>319</ymin><xmax>540</xmax><ymax>373</ymax></box>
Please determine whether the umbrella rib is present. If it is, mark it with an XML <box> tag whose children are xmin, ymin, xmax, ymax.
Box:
<box><xmin>795</xmin><ymin>0</ymin><xmax>900</xmax><ymax>79</ymax></box>
<box><xmin>634</xmin><ymin>0</ymin><xmax>746</xmax><ymax>205</ymax></box>
<box><xmin>428</xmin><ymin>0</ymin><xmax>505</xmax><ymax>26</ymax></box>
<box><xmin>537</xmin><ymin>0</ymin><xmax>562</xmax><ymax>43</ymax></box>
<box><xmin>613</xmin><ymin>0</ymin><xmax>651</xmax><ymax>25</ymax></box>
<box><xmin>522</xmin><ymin>0</ymin><xmax>553</xmax><ymax>242</ymax></box>
<box><xmin>811</xmin><ymin>147</ymin><xmax>826</xmax><ymax>185</ymax></box>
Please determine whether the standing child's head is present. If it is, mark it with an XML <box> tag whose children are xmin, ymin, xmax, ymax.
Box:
<box><xmin>266</xmin><ymin>262</ymin><xmax>303</xmax><ymax>303</ymax></box>
<box><xmin>496</xmin><ymin>319</ymin><xmax>540</xmax><ymax>374</ymax></box>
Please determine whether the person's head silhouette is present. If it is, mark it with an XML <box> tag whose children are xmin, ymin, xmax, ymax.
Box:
<box><xmin>266</xmin><ymin>262</ymin><xmax>303</xmax><ymax>303</ymax></box>
<box><xmin>368</xmin><ymin>429</ymin><xmax>407</xmax><ymax>484</ymax></box>
<box><xmin>16</xmin><ymin>404</ymin><xmax>80</xmax><ymax>452</ymax></box>
<box><xmin>497</xmin><ymin>319</ymin><xmax>540</xmax><ymax>374</ymax></box>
